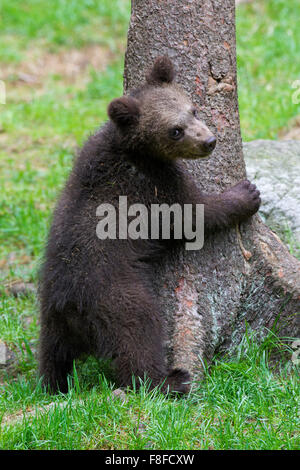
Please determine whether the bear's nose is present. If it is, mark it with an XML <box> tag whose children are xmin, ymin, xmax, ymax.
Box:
<box><xmin>203</xmin><ymin>136</ymin><xmax>217</xmax><ymax>152</ymax></box>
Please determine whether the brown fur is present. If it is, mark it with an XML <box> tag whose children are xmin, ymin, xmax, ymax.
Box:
<box><xmin>38</xmin><ymin>57</ymin><xmax>261</xmax><ymax>394</ymax></box>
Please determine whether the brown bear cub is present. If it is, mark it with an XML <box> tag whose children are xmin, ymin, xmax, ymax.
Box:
<box><xmin>39</xmin><ymin>57</ymin><xmax>261</xmax><ymax>394</ymax></box>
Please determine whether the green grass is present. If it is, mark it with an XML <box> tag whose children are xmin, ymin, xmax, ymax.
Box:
<box><xmin>0</xmin><ymin>0</ymin><xmax>299</xmax><ymax>450</ymax></box>
<box><xmin>0</xmin><ymin>0</ymin><xmax>130</xmax><ymax>60</ymax></box>
<box><xmin>0</xmin><ymin>332</ymin><xmax>299</xmax><ymax>450</ymax></box>
<box><xmin>237</xmin><ymin>0</ymin><xmax>300</xmax><ymax>140</ymax></box>
<box><xmin>0</xmin><ymin>58</ymin><xmax>124</xmax><ymax>266</ymax></box>
<box><xmin>0</xmin><ymin>335</ymin><xmax>300</xmax><ymax>450</ymax></box>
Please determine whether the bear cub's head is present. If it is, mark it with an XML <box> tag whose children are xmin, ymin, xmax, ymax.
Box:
<box><xmin>108</xmin><ymin>56</ymin><xmax>216</xmax><ymax>161</ymax></box>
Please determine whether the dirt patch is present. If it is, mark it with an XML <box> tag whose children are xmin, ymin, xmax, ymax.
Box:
<box><xmin>1</xmin><ymin>400</ymin><xmax>84</xmax><ymax>427</ymax></box>
<box><xmin>279</xmin><ymin>116</ymin><xmax>300</xmax><ymax>140</ymax></box>
<box><xmin>1</xmin><ymin>44</ymin><xmax>114</xmax><ymax>94</ymax></box>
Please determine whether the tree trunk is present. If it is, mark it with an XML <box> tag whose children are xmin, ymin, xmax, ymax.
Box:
<box><xmin>123</xmin><ymin>0</ymin><xmax>300</xmax><ymax>373</ymax></box>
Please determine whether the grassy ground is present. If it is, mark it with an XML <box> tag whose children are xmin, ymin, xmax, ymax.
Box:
<box><xmin>0</xmin><ymin>335</ymin><xmax>298</xmax><ymax>450</ymax></box>
<box><xmin>237</xmin><ymin>0</ymin><xmax>300</xmax><ymax>140</ymax></box>
<box><xmin>0</xmin><ymin>0</ymin><xmax>299</xmax><ymax>450</ymax></box>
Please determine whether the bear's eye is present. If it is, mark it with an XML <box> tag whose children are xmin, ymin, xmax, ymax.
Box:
<box><xmin>192</xmin><ymin>108</ymin><xmax>199</xmax><ymax>120</ymax></box>
<box><xmin>169</xmin><ymin>128</ymin><xmax>184</xmax><ymax>140</ymax></box>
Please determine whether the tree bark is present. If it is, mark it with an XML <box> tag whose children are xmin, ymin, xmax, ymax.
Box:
<box><xmin>123</xmin><ymin>0</ymin><xmax>300</xmax><ymax>373</ymax></box>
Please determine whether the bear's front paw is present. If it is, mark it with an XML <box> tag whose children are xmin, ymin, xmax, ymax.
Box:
<box><xmin>228</xmin><ymin>179</ymin><xmax>261</xmax><ymax>219</ymax></box>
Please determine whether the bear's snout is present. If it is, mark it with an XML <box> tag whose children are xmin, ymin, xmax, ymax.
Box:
<box><xmin>203</xmin><ymin>136</ymin><xmax>217</xmax><ymax>153</ymax></box>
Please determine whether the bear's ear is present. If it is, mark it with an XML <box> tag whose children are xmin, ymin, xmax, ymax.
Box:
<box><xmin>146</xmin><ymin>56</ymin><xmax>176</xmax><ymax>86</ymax></box>
<box><xmin>108</xmin><ymin>96</ymin><xmax>140</xmax><ymax>126</ymax></box>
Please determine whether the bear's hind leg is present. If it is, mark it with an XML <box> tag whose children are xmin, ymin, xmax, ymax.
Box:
<box><xmin>113</xmin><ymin>321</ymin><xmax>190</xmax><ymax>394</ymax></box>
<box><xmin>39</xmin><ymin>315</ymin><xmax>82</xmax><ymax>394</ymax></box>
<box><xmin>105</xmin><ymin>280</ymin><xmax>190</xmax><ymax>394</ymax></box>
<box><xmin>39</xmin><ymin>343</ymin><xmax>72</xmax><ymax>393</ymax></box>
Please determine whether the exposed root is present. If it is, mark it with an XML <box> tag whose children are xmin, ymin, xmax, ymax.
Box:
<box><xmin>236</xmin><ymin>223</ymin><xmax>252</xmax><ymax>261</ymax></box>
